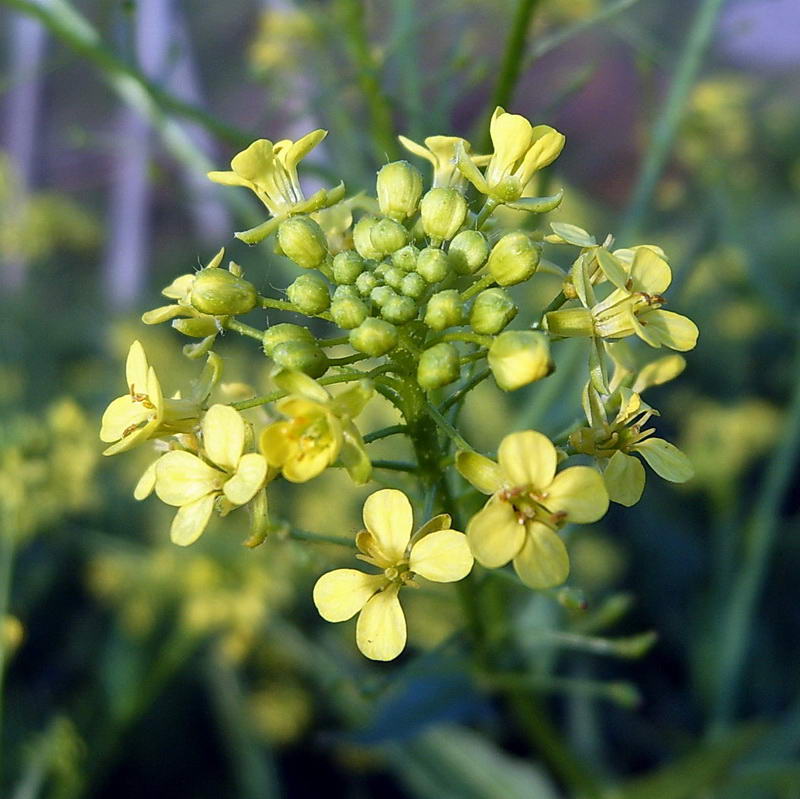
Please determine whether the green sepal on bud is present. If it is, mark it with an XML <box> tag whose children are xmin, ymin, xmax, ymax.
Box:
<box><xmin>376</xmin><ymin>160</ymin><xmax>423</xmax><ymax>220</ymax></box>
<box><xmin>190</xmin><ymin>268</ymin><xmax>257</xmax><ymax>316</ymax></box>
<box><xmin>349</xmin><ymin>318</ymin><xmax>399</xmax><ymax>356</ymax></box>
<box><xmin>417</xmin><ymin>343</ymin><xmax>460</xmax><ymax>390</ymax></box>
<box><xmin>286</xmin><ymin>273</ymin><xmax>331</xmax><ymax>315</ymax></box>
<box><xmin>424</xmin><ymin>289</ymin><xmax>464</xmax><ymax>331</ymax></box>
<box><xmin>392</xmin><ymin>244</ymin><xmax>419</xmax><ymax>272</ymax></box>
<box><xmin>416</xmin><ymin>247</ymin><xmax>450</xmax><ymax>284</ymax></box>
<box><xmin>370</xmin><ymin>218</ymin><xmax>409</xmax><ymax>256</ymax></box>
<box><xmin>488</xmin><ymin>330</ymin><xmax>553</xmax><ymax>391</ymax></box>
<box><xmin>262</xmin><ymin>323</ymin><xmax>314</xmax><ymax>356</ymax></box>
<box><xmin>173</xmin><ymin>316</ymin><xmax>219</xmax><ymax>338</ymax></box>
<box><xmin>448</xmin><ymin>230</ymin><xmax>490</xmax><ymax>275</ymax></box>
<box><xmin>353</xmin><ymin>217</ymin><xmax>383</xmax><ymax>260</ymax></box>
<box><xmin>271</xmin><ymin>339</ymin><xmax>329</xmax><ymax>378</ymax></box>
<box><xmin>331</xmin><ymin>296</ymin><xmax>369</xmax><ymax>329</ymax></box>
<box><xmin>277</xmin><ymin>215</ymin><xmax>328</xmax><ymax>269</ymax></box>
<box><xmin>470</xmin><ymin>287</ymin><xmax>517</xmax><ymax>334</ymax></box>
<box><xmin>332</xmin><ymin>251</ymin><xmax>365</xmax><ymax>284</ymax></box>
<box><xmin>420</xmin><ymin>187</ymin><xmax>467</xmax><ymax>242</ymax></box>
<box><xmin>381</xmin><ymin>294</ymin><xmax>418</xmax><ymax>324</ymax></box>
<box><xmin>487</xmin><ymin>231</ymin><xmax>541</xmax><ymax>286</ymax></box>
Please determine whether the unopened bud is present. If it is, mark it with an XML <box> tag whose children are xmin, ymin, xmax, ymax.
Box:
<box><xmin>263</xmin><ymin>323</ymin><xmax>314</xmax><ymax>356</ymax></box>
<box><xmin>487</xmin><ymin>232</ymin><xmax>541</xmax><ymax>286</ymax></box>
<box><xmin>271</xmin><ymin>339</ymin><xmax>329</xmax><ymax>378</ymax></box>
<box><xmin>353</xmin><ymin>217</ymin><xmax>383</xmax><ymax>260</ymax></box>
<box><xmin>333</xmin><ymin>284</ymin><xmax>360</xmax><ymax>302</ymax></box>
<box><xmin>417</xmin><ymin>343</ymin><xmax>460</xmax><ymax>390</ymax></box>
<box><xmin>420</xmin><ymin>187</ymin><xmax>467</xmax><ymax>241</ymax></box>
<box><xmin>277</xmin><ymin>216</ymin><xmax>328</xmax><ymax>269</ymax></box>
<box><xmin>400</xmin><ymin>272</ymin><xmax>427</xmax><ymax>299</ymax></box>
<box><xmin>416</xmin><ymin>247</ymin><xmax>450</xmax><ymax>284</ymax></box>
<box><xmin>392</xmin><ymin>244</ymin><xmax>419</xmax><ymax>272</ymax></box>
<box><xmin>424</xmin><ymin>289</ymin><xmax>464</xmax><ymax>330</ymax></box>
<box><xmin>190</xmin><ymin>268</ymin><xmax>257</xmax><ymax>316</ymax></box>
<box><xmin>470</xmin><ymin>288</ymin><xmax>517</xmax><ymax>334</ymax></box>
<box><xmin>355</xmin><ymin>270</ymin><xmax>380</xmax><ymax>297</ymax></box>
<box><xmin>370</xmin><ymin>285</ymin><xmax>396</xmax><ymax>308</ymax></box>
<box><xmin>383</xmin><ymin>265</ymin><xmax>406</xmax><ymax>291</ymax></box>
<box><xmin>349</xmin><ymin>318</ymin><xmax>398</xmax><ymax>356</ymax></box>
<box><xmin>331</xmin><ymin>296</ymin><xmax>369</xmax><ymax>329</ymax></box>
<box><xmin>332</xmin><ymin>251</ymin><xmax>365</xmax><ymax>284</ymax></box>
<box><xmin>449</xmin><ymin>230</ymin><xmax>490</xmax><ymax>275</ymax></box>
<box><xmin>381</xmin><ymin>294</ymin><xmax>418</xmax><ymax>324</ymax></box>
<box><xmin>370</xmin><ymin>218</ymin><xmax>409</xmax><ymax>256</ymax></box>
<box><xmin>377</xmin><ymin>160</ymin><xmax>423</xmax><ymax>220</ymax></box>
<box><xmin>286</xmin><ymin>273</ymin><xmax>331</xmax><ymax>315</ymax></box>
<box><xmin>488</xmin><ymin>330</ymin><xmax>553</xmax><ymax>391</ymax></box>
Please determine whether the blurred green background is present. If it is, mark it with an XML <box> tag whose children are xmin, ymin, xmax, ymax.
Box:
<box><xmin>1</xmin><ymin>0</ymin><xmax>799</xmax><ymax>796</ymax></box>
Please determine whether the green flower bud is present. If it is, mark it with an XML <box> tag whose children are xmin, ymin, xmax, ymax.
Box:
<box><xmin>487</xmin><ymin>232</ymin><xmax>541</xmax><ymax>286</ymax></box>
<box><xmin>377</xmin><ymin>160</ymin><xmax>423</xmax><ymax>220</ymax></box>
<box><xmin>332</xmin><ymin>251</ymin><xmax>365</xmax><ymax>284</ymax></box>
<box><xmin>271</xmin><ymin>339</ymin><xmax>329</xmax><ymax>378</ymax></box>
<box><xmin>424</xmin><ymin>289</ymin><xmax>463</xmax><ymax>331</ymax></box>
<box><xmin>417</xmin><ymin>343</ymin><xmax>460</xmax><ymax>390</ymax></box>
<box><xmin>173</xmin><ymin>317</ymin><xmax>219</xmax><ymax>337</ymax></box>
<box><xmin>383</xmin><ymin>264</ymin><xmax>406</xmax><ymax>291</ymax></box>
<box><xmin>277</xmin><ymin>216</ymin><xmax>328</xmax><ymax>269</ymax></box>
<box><xmin>420</xmin><ymin>187</ymin><xmax>467</xmax><ymax>242</ymax></box>
<box><xmin>370</xmin><ymin>285</ymin><xmax>396</xmax><ymax>308</ymax></box>
<box><xmin>448</xmin><ymin>230</ymin><xmax>490</xmax><ymax>275</ymax></box>
<box><xmin>355</xmin><ymin>271</ymin><xmax>380</xmax><ymax>297</ymax></box>
<box><xmin>372</xmin><ymin>261</ymin><xmax>390</xmax><ymax>279</ymax></box>
<box><xmin>331</xmin><ymin>296</ymin><xmax>369</xmax><ymax>329</ymax></box>
<box><xmin>381</xmin><ymin>294</ymin><xmax>418</xmax><ymax>324</ymax></box>
<box><xmin>392</xmin><ymin>244</ymin><xmax>419</xmax><ymax>272</ymax></box>
<box><xmin>286</xmin><ymin>273</ymin><xmax>331</xmax><ymax>315</ymax></box>
<box><xmin>400</xmin><ymin>272</ymin><xmax>427</xmax><ymax>299</ymax></box>
<box><xmin>470</xmin><ymin>288</ymin><xmax>518</xmax><ymax>335</ymax></box>
<box><xmin>333</xmin><ymin>284</ymin><xmax>360</xmax><ymax>302</ymax></box>
<box><xmin>416</xmin><ymin>247</ymin><xmax>450</xmax><ymax>284</ymax></box>
<box><xmin>349</xmin><ymin>318</ymin><xmax>398</xmax><ymax>356</ymax></box>
<box><xmin>353</xmin><ymin>217</ymin><xmax>383</xmax><ymax>260</ymax></box>
<box><xmin>263</xmin><ymin>323</ymin><xmax>314</xmax><ymax>356</ymax></box>
<box><xmin>370</xmin><ymin>218</ymin><xmax>409</xmax><ymax>256</ymax></box>
<box><xmin>488</xmin><ymin>330</ymin><xmax>553</xmax><ymax>391</ymax></box>
<box><xmin>190</xmin><ymin>268</ymin><xmax>257</xmax><ymax>316</ymax></box>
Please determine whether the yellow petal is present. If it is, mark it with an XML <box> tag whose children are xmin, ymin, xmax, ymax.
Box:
<box><xmin>272</xmin><ymin>369</ymin><xmax>330</xmax><ymax>403</ymax></box>
<box><xmin>409</xmin><ymin>530</ymin><xmax>473</xmax><ymax>583</ymax></box>
<box><xmin>356</xmin><ymin>585</ymin><xmax>407</xmax><ymax>661</ymax></box>
<box><xmin>362</xmin><ymin>489</ymin><xmax>413</xmax><ymax>563</ymax></box>
<box><xmin>641</xmin><ymin>310</ymin><xmax>699</xmax><ymax>352</ymax></box>
<box><xmin>630</xmin><ymin>247</ymin><xmax>672</xmax><ymax>295</ymax></box>
<box><xmin>466</xmin><ymin>497</ymin><xmax>525</xmax><ymax>568</ymax></box>
<box><xmin>275</xmin><ymin>395</ymin><xmax>328</xmax><ymax>420</ymax></box>
<box><xmin>133</xmin><ymin>459</ymin><xmax>158</xmax><ymax>500</ymax></box>
<box><xmin>488</xmin><ymin>108</ymin><xmax>533</xmax><ymax>179</ymax></box>
<box><xmin>155</xmin><ymin>450</ymin><xmax>225</xmax><ymax>506</ymax></box>
<box><xmin>207</xmin><ymin>170</ymin><xmax>251</xmax><ymax>188</ymax></box>
<box><xmin>202</xmin><ymin>404</ymin><xmax>244</xmax><ymax>471</ymax></box>
<box><xmin>224</xmin><ymin>453</ymin><xmax>268</xmax><ymax>505</ymax></box>
<box><xmin>513</xmin><ymin>522</ymin><xmax>569</xmax><ymax>589</ymax></box>
<box><xmin>398</xmin><ymin>134</ymin><xmax>437</xmax><ymax>166</ymax></box>
<box><xmin>99</xmin><ymin>395</ymin><xmax>150</xmax><ymax>443</ymax></box>
<box><xmin>281</xmin><ymin>444</ymin><xmax>335</xmax><ymax>483</ymax></box>
<box><xmin>259</xmin><ymin>421</ymin><xmax>295</xmax><ymax>467</ymax></box>
<box><xmin>125</xmin><ymin>340</ymin><xmax>149</xmax><ymax>392</ymax></box>
<box><xmin>456</xmin><ymin>450</ymin><xmax>503</xmax><ymax>494</ymax></box>
<box><xmin>498</xmin><ymin>430</ymin><xmax>557</xmax><ymax>490</ymax></box>
<box><xmin>313</xmin><ymin>569</ymin><xmax>384</xmax><ymax>622</ymax></box>
<box><xmin>170</xmin><ymin>493</ymin><xmax>216</xmax><ymax>547</ymax></box>
<box><xmin>634</xmin><ymin>438</ymin><xmax>694</xmax><ymax>483</ymax></box>
<box><xmin>231</xmin><ymin>139</ymin><xmax>275</xmax><ymax>183</ymax></box>
<box><xmin>631</xmin><ymin>354</ymin><xmax>686</xmax><ymax>393</ymax></box>
<box><xmin>603</xmin><ymin>451</ymin><xmax>646</xmax><ymax>506</ymax></box>
<box><xmin>546</xmin><ymin>465</ymin><xmax>609</xmax><ymax>523</ymax></box>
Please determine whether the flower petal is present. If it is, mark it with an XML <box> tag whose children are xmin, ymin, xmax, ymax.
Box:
<box><xmin>339</xmin><ymin>423</ymin><xmax>372</xmax><ymax>485</ymax></box>
<box><xmin>641</xmin><ymin>310</ymin><xmax>699</xmax><ymax>352</ymax></box>
<box><xmin>259</xmin><ymin>421</ymin><xmax>295</xmax><ymax>467</ymax></box>
<box><xmin>313</xmin><ymin>569</ymin><xmax>384</xmax><ymax>622</ymax></box>
<box><xmin>362</xmin><ymin>489</ymin><xmax>413</xmax><ymax>562</ymax></box>
<box><xmin>466</xmin><ymin>497</ymin><xmax>525</xmax><ymax>568</ymax></box>
<box><xmin>356</xmin><ymin>585</ymin><xmax>407</xmax><ymax>661</ymax></box>
<box><xmin>630</xmin><ymin>246</ymin><xmax>672</xmax><ymax>294</ymax></box>
<box><xmin>410</xmin><ymin>530</ymin><xmax>473</xmax><ymax>583</ymax></box>
<box><xmin>456</xmin><ymin>450</ymin><xmax>503</xmax><ymax>494</ymax></box>
<box><xmin>155</xmin><ymin>450</ymin><xmax>225</xmax><ymax>506</ymax></box>
<box><xmin>498</xmin><ymin>430</ymin><xmax>557</xmax><ymax>490</ymax></box>
<box><xmin>634</xmin><ymin>438</ymin><xmax>694</xmax><ymax>483</ymax></box>
<box><xmin>631</xmin><ymin>354</ymin><xmax>686</xmax><ymax>394</ymax></box>
<box><xmin>513</xmin><ymin>522</ymin><xmax>569</xmax><ymax>589</ymax></box>
<box><xmin>99</xmin><ymin>395</ymin><xmax>150</xmax><ymax>443</ymax></box>
<box><xmin>281</xmin><ymin>444</ymin><xmax>335</xmax><ymax>483</ymax></box>
<box><xmin>125</xmin><ymin>340</ymin><xmax>149</xmax><ymax>392</ymax></box>
<box><xmin>603</xmin><ymin>451</ymin><xmax>646</xmax><ymax>506</ymax></box>
<box><xmin>170</xmin><ymin>493</ymin><xmax>215</xmax><ymax>547</ymax></box>
<box><xmin>546</xmin><ymin>465</ymin><xmax>609</xmax><ymax>523</ymax></box>
<box><xmin>202</xmin><ymin>404</ymin><xmax>245</xmax><ymax>471</ymax></box>
<box><xmin>133</xmin><ymin>459</ymin><xmax>159</xmax><ymax>500</ymax></box>
<box><xmin>272</xmin><ymin>369</ymin><xmax>330</xmax><ymax>403</ymax></box>
<box><xmin>224</xmin><ymin>453</ymin><xmax>268</xmax><ymax>506</ymax></box>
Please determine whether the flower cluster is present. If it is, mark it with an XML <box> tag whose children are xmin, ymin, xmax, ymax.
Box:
<box><xmin>101</xmin><ymin>107</ymin><xmax>698</xmax><ymax>660</ymax></box>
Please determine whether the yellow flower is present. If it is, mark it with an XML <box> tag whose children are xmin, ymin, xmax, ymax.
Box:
<box><xmin>99</xmin><ymin>341</ymin><xmax>202</xmax><ymax>456</ymax></box>
<box><xmin>398</xmin><ymin>135</ymin><xmax>489</xmax><ymax>190</ymax></box>
<box><xmin>313</xmin><ymin>489</ymin><xmax>474</xmax><ymax>661</ymax></box>
<box><xmin>259</xmin><ymin>370</ymin><xmax>372</xmax><ymax>484</ymax></box>
<box><xmin>456</xmin><ymin>431</ymin><xmax>608</xmax><ymax>589</ymax></box>
<box><xmin>154</xmin><ymin>405</ymin><xmax>268</xmax><ymax>546</ymax></box>
<box><xmin>455</xmin><ymin>107</ymin><xmax>565</xmax><ymax>206</ymax></box>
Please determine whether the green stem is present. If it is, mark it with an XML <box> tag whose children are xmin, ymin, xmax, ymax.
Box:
<box><xmin>287</xmin><ymin>527</ymin><xmax>354</xmax><ymax>547</ymax></box>
<box><xmin>437</xmin><ymin>332</ymin><xmax>492</xmax><ymax>348</ymax></box>
<box><xmin>540</xmin><ymin>290</ymin><xmax>568</xmax><ymax>320</ymax></box>
<box><xmin>371</xmin><ymin>459</ymin><xmax>418</xmax><ymax>473</ymax></box>
<box><xmin>327</xmin><ymin>352</ymin><xmax>369</xmax><ymax>367</ymax></box>
<box><xmin>225</xmin><ymin>318</ymin><xmax>264</xmax><ymax>342</ymax></box>
<box><xmin>475</xmin><ymin>198</ymin><xmax>499</xmax><ymax>229</ymax></box>
<box><xmin>363</xmin><ymin>424</ymin><xmax>408</xmax><ymax>444</ymax></box>
<box><xmin>459</xmin><ymin>350</ymin><xmax>488</xmax><ymax>366</ymax></box>
<box><xmin>258</xmin><ymin>296</ymin><xmax>296</xmax><ymax>313</ymax></box>
<box><xmin>439</xmin><ymin>368</ymin><xmax>491</xmax><ymax>414</ymax></box>
<box><xmin>460</xmin><ymin>274</ymin><xmax>496</xmax><ymax>302</ymax></box>
<box><xmin>425</xmin><ymin>402</ymin><xmax>474</xmax><ymax>452</ymax></box>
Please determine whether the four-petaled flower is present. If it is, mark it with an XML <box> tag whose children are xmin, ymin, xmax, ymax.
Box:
<box><xmin>313</xmin><ymin>489</ymin><xmax>474</xmax><ymax>661</ymax></box>
<box><xmin>152</xmin><ymin>405</ymin><xmax>269</xmax><ymax>546</ymax></box>
<box><xmin>398</xmin><ymin>134</ymin><xmax>489</xmax><ymax>191</ymax></box>
<box><xmin>259</xmin><ymin>370</ymin><xmax>372</xmax><ymax>484</ymax></box>
<box><xmin>456</xmin><ymin>431</ymin><xmax>609</xmax><ymax>589</ymax></box>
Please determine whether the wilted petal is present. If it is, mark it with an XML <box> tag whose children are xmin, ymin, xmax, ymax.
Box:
<box><xmin>466</xmin><ymin>497</ymin><xmax>525</xmax><ymax>568</ymax></box>
<box><xmin>155</xmin><ymin>450</ymin><xmax>225</xmax><ymax>506</ymax></box>
<box><xmin>203</xmin><ymin>405</ymin><xmax>245</xmax><ymax>471</ymax></box>
<box><xmin>362</xmin><ymin>489</ymin><xmax>413</xmax><ymax>563</ymax></box>
<box><xmin>546</xmin><ymin>465</ymin><xmax>609</xmax><ymax>523</ymax></box>
<box><xmin>224</xmin><ymin>453</ymin><xmax>268</xmax><ymax>505</ymax></box>
<box><xmin>634</xmin><ymin>438</ymin><xmax>694</xmax><ymax>483</ymax></box>
<box><xmin>356</xmin><ymin>586</ymin><xmax>407</xmax><ymax>661</ymax></box>
<box><xmin>603</xmin><ymin>451</ymin><xmax>646</xmax><ymax>506</ymax></box>
<box><xmin>313</xmin><ymin>568</ymin><xmax>384</xmax><ymax>622</ymax></box>
<box><xmin>513</xmin><ymin>522</ymin><xmax>569</xmax><ymax>589</ymax></box>
<box><xmin>170</xmin><ymin>493</ymin><xmax>215</xmax><ymax>547</ymax></box>
<box><xmin>410</xmin><ymin>530</ymin><xmax>473</xmax><ymax>583</ymax></box>
<box><xmin>498</xmin><ymin>430</ymin><xmax>557</xmax><ymax>491</ymax></box>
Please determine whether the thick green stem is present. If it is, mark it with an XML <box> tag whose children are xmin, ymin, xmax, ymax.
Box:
<box><xmin>225</xmin><ymin>318</ymin><xmax>264</xmax><ymax>342</ymax></box>
<box><xmin>460</xmin><ymin>274</ymin><xmax>496</xmax><ymax>302</ymax></box>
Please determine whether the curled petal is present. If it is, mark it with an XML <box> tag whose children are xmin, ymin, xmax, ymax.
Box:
<box><xmin>356</xmin><ymin>585</ymin><xmax>407</xmax><ymax>661</ymax></box>
<box><xmin>224</xmin><ymin>453</ymin><xmax>268</xmax><ymax>506</ymax></box>
<box><xmin>410</xmin><ymin>530</ymin><xmax>473</xmax><ymax>583</ymax></box>
<box><xmin>313</xmin><ymin>568</ymin><xmax>384</xmax><ymax>622</ymax></box>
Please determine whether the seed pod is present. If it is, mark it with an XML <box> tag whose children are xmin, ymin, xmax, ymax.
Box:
<box><xmin>381</xmin><ymin>294</ymin><xmax>418</xmax><ymax>324</ymax></box>
<box><xmin>331</xmin><ymin>296</ymin><xmax>369</xmax><ymax>329</ymax></box>
<box><xmin>263</xmin><ymin>323</ymin><xmax>314</xmax><ymax>356</ymax></box>
<box><xmin>277</xmin><ymin>216</ymin><xmax>328</xmax><ymax>269</ymax></box>
<box><xmin>448</xmin><ymin>230</ymin><xmax>490</xmax><ymax>275</ymax></box>
<box><xmin>332</xmin><ymin>251</ymin><xmax>365</xmax><ymax>285</ymax></box>
<box><xmin>349</xmin><ymin>318</ymin><xmax>399</xmax><ymax>356</ymax></box>
<box><xmin>376</xmin><ymin>160</ymin><xmax>423</xmax><ymax>220</ymax></box>
<box><xmin>487</xmin><ymin>232</ymin><xmax>541</xmax><ymax>286</ymax></box>
<box><xmin>287</xmin><ymin>273</ymin><xmax>331</xmax><ymax>315</ymax></box>
<box><xmin>469</xmin><ymin>288</ymin><xmax>517</xmax><ymax>334</ymax></box>
<box><xmin>271</xmin><ymin>340</ymin><xmax>329</xmax><ymax>378</ymax></box>
<box><xmin>417</xmin><ymin>343</ymin><xmax>460</xmax><ymax>390</ymax></box>
<box><xmin>416</xmin><ymin>247</ymin><xmax>450</xmax><ymax>284</ymax></box>
<box><xmin>420</xmin><ymin>187</ymin><xmax>467</xmax><ymax>242</ymax></box>
<box><xmin>424</xmin><ymin>289</ymin><xmax>464</xmax><ymax>331</ymax></box>
<box><xmin>190</xmin><ymin>268</ymin><xmax>257</xmax><ymax>316</ymax></box>
<box><xmin>488</xmin><ymin>330</ymin><xmax>553</xmax><ymax>391</ymax></box>
<box><xmin>370</xmin><ymin>218</ymin><xmax>409</xmax><ymax>256</ymax></box>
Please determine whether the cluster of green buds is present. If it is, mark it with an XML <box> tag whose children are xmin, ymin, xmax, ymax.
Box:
<box><xmin>101</xmin><ymin>106</ymin><xmax>699</xmax><ymax>661</ymax></box>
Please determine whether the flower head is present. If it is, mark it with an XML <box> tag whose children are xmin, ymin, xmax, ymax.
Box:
<box><xmin>313</xmin><ymin>489</ymin><xmax>474</xmax><ymax>660</ymax></box>
<box><xmin>153</xmin><ymin>405</ymin><xmax>268</xmax><ymax>546</ymax></box>
<box><xmin>457</xmin><ymin>431</ymin><xmax>608</xmax><ymax>589</ymax></box>
<box><xmin>398</xmin><ymin>135</ymin><xmax>489</xmax><ymax>191</ymax></box>
<box><xmin>259</xmin><ymin>370</ymin><xmax>372</xmax><ymax>484</ymax></box>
